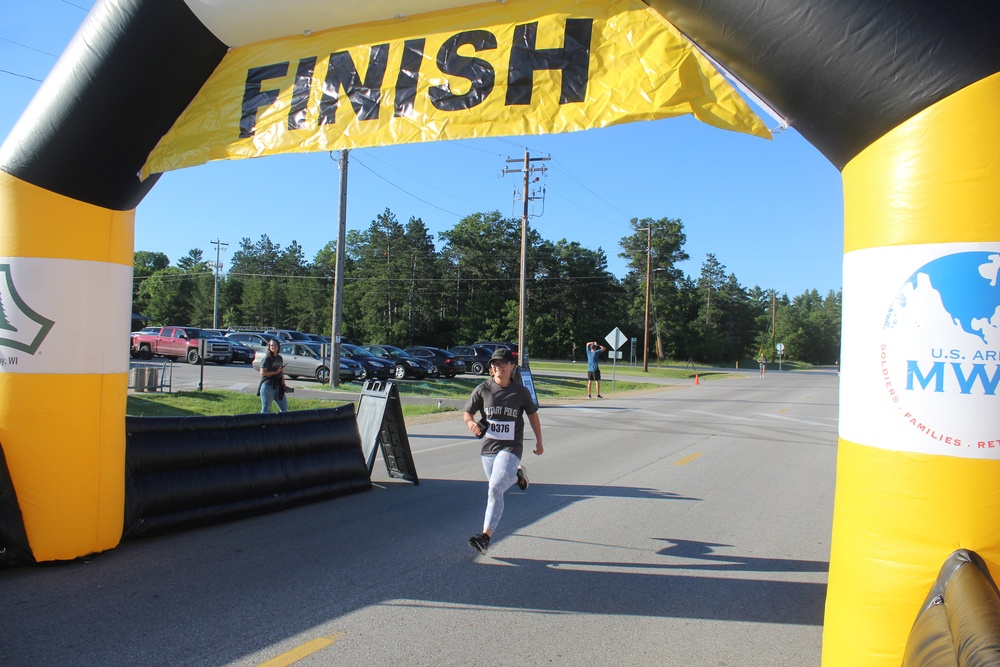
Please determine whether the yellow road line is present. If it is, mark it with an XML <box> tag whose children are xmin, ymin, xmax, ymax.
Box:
<box><xmin>674</xmin><ymin>453</ymin><xmax>703</xmax><ymax>466</ymax></box>
<box><xmin>258</xmin><ymin>633</ymin><xmax>345</xmax><ymax>667</ymax></box>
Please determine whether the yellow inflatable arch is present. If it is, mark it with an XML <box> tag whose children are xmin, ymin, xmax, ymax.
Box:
<box><xmin>0</xmin><ymin>1</ymin><xmax>998</xmax><ymax>664</ymax></box>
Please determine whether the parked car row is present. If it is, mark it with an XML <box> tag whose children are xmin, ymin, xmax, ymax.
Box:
<box><xmin>131</xmin><ymin>324</ymin><xmax>518</xmax><ymax>384</ymax></box>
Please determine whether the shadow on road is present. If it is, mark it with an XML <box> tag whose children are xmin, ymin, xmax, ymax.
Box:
<box><xmin>1</xmin><ymin>477</ymin><xmax>827</xmax><ymax>665</ymax></box>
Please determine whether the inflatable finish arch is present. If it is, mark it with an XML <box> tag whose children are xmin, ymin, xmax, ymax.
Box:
<box><xmin>0</xmin><ymin>0</ymin><xmax>998</xmax><ymax>664</ymax></box>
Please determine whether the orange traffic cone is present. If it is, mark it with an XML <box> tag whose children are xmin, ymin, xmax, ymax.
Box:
<box><xmin>694</xmin><ymin>374</ymin><xmax>700</xmax><ymax>385</ymax></box>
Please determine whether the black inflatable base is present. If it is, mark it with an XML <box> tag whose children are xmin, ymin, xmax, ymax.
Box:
<box><xmin>124</xmin><ymin>405</ymin><xmax>371</xmax><ymax>539</ymax></box>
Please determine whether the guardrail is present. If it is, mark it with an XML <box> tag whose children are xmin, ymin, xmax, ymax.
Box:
<box><xmin>128</xmin><ymin>360</ymin><xmax>173</xmax><ymax>393</ymax></box>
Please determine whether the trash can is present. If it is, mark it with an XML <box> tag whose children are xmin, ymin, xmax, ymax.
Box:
<box><xmin>144</xmin><ymin>368</ymin><xmax>159</xmax><ymax>392</ymax></box>
<box><xmin>131</xmin><ymin>367</ymin><xmax>147</xmax><ymax>392</ymax></box>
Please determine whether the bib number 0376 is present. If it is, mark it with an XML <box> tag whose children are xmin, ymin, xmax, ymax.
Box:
<box><xmin>486</xmin><ymin>419</ymin><xmax>515</xmax><ymax>440</ymax></box>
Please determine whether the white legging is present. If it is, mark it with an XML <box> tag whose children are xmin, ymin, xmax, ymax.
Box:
<box><xmin>481</xmin><ymin>450</ymin><xmax>521</xmax><ymax>533</ymax></box>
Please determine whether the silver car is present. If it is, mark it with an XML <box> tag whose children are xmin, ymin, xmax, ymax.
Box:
<box><xmin>253</xmin><ymin>342</ymin><xmax>331</xmax><ymax>383</ymax></box>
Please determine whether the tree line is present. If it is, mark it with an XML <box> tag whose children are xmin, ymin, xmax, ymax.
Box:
<box><xmin>132</xmin><ymin>208</ymin><xmax>841</xmax><ymax>365</ymax></box>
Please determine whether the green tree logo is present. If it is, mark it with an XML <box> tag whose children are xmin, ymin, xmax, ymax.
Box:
<box><xmin>0</xmin><ymin>290</ymin><xmax>18</xmax><ymax>332</ymax></box>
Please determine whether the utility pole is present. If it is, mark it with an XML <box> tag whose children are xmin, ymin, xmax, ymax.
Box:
<box><xmin>640</xmin><ymin>226</ymin><xmax>652</xmax><ymax>372</ymax></box>
<box><xmin>331</xmin><ymin>150</ymin><xmax>349</xmax><ymax>387</ymax></box>
<box><xmin>210</xmin><ymin>239</ymin><xmax>228</xmax><ymax>329</ymax></box>
<box><xmin>770</xmin><ymin>290</ymin><xmax>777</xmax><ymax>362</ymax></box>
<box><xmin>502</xmin><ymin>150</ymin><xmax>548</xmax><ymax>368</ymax></box>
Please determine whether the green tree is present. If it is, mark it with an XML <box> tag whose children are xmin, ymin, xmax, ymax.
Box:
<box><xmin>774</xmin><ymin>289</ymin><xmax>842</xmax><ymax>364</ymax></box>
<box><xmin>529</xmin><ymin>239</ymin><xmax>625</xmax><ymax>359</ymax></box>
<box><xmin>399</xmin><ymin>217</ymin><xmax>442</xmax><ymax>345</ymax></box>
<box><xmin>132</xmin><ymin>250</ymin><xmax>170</xmax><ymax>314</ymax></box>
<box><xmin>345</xmin><ymin>209</ymin><xmax>416</xmax><ymax>343</ymax></box>
<box><xmin>176</xmin><ymin>248</ymin><xmax>206</xmax><ymax>272</ymax></box>
<box><xmin>689</xmin><ymin>256</ymin><xmax>756</xmax><ymax>363</ymax></box>
<box><xmin>172</xmin><ymin>248</ymin><xmax>216</xmax><ymax>326</ymax></box>
<box><xmin>227</xmin><ymin>235</ymin><xmax>285</xmax><ymax>328</ymax></box>
<box><xmin>274</xmin><ymin>241</ymin><xmax>335</xmax><ymax>336</ymax></box>
<box><xmin>618</xmin><ymin>217</ymin><xmax>688</xmax><ymax>364</ymax></box>
<box><xmin>166</xmin><ymin>212</ymin><xmax>840</xmax><ymax>364</ymax></box>
<box><xmin>137</xmin><ymin>267</ymin><xmax>190</xmax><ymax>324</ymax></box>
<box><xmin>187</xmin><ymin>273</ymin><xmax>218</xmax><ymax>327</ymax></box>
<box><xmin>438</xmin><ymin>211</ymin><xmax>525</xmax><ymax>345</ymax></box>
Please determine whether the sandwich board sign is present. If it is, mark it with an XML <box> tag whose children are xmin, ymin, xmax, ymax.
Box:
<box><xmin>517</xmin><ymin>367</ymin><xmax>539</xmax><ymax>407</ymax></box>
<box><xmin>357</xmin><ymin>380</ymin><xmax>419</xmax><ymax>484</ymax></box>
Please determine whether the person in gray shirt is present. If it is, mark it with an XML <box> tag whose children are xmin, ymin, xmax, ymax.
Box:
<box><xmin>463</xmin><ymin>348</ymin><xmax>543</xmax><ymax>555</ymax></box>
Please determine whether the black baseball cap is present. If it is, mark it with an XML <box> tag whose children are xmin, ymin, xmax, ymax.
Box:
<box><xmin>490</xmin><ymin>348</ymin><xmax>515</xmax><ymax>364</ymax></box>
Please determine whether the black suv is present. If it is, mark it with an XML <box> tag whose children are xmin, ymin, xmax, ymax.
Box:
<box><xmin>473</xmin><ymin>341</ymin><xmax>519</xmax><ymax>364</ymax></box>
<box><xmin>448</xmin><ymin>345</ymin><xmax>495</xmax><ymax>375</ymax></box>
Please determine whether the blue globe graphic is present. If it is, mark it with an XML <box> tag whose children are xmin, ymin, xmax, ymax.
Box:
<box><xmin>886</xmin><ymin>251</ymin><xmax>1000</xmax><ymax>346</ymax></box>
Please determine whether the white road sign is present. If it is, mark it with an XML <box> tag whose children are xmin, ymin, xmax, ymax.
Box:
<box><xmin>606</xmin><ymin>327</ymin><xmax>626</xmax><ymax>350</ymax></box>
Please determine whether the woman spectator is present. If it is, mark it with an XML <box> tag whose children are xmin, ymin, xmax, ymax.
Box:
<box><xmin>259</xmin><ymin>339</ymin><xmax>289</xmax><ymax>413</ymax></box>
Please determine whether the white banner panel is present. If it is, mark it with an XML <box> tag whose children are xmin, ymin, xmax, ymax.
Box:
<box><xmin>0</xmin><ymin>258</ymin><xmax>132</xmax><ymax>375</ymax></box>
<box><xmin>840</xmin><ymin>243</ymin><xmax>1000</xmax><ymax>459</ymax></box>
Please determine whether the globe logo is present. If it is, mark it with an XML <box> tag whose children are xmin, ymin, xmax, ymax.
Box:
<box><xmin>881</xmin><ymin>251</ymin><xmax>1000</xmax><ymax>454</ymax></box>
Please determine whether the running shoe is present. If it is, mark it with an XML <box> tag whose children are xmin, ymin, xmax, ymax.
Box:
<box><xmin>516</xmin><ymin>465</ymin><xmax>529</xmax><ymax>491</ymax></box>
<box><xmin>468</xmin><ymin>533</ymin><xmax>490</xmax><ymax>554</ymax></box>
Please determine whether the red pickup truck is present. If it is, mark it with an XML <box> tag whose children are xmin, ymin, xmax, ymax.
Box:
<box><xmin>131</xmin><ymin>326</ymin><xmax>234</xmax><ymax>364</ymax></box>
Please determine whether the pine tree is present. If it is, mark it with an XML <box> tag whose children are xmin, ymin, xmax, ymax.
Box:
<box><xmin>0</xmin><ymin>292</ymin><xmax>18</xmax><ymax>332</ymax></box>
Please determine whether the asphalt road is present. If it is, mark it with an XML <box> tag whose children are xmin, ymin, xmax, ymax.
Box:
<box><xmin>1</xmin><ymin>369</ymin><xmax>837</xmax><ymax>666</ymax></box>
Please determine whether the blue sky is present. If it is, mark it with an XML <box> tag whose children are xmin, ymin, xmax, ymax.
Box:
<box><xmin>2</xmin><ymin>0</ymin><xmax>844</xmax><ymax>297</ymax></box>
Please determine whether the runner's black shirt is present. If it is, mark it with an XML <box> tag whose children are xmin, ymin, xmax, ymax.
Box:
<box><xmin>464</xmin><ymin>379</ymin><xmax>537</xmax><ymax>459</ymax></box>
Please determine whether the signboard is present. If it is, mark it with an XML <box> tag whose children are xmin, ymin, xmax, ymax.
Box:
<box><xmin>518</xmin><ymin>367</ymin><xmax>539</xmax><ymax>407</ymax></box>
<box><xmin>606</xmin><ymin>327</ymin><xmax>626</xmax><ymax>350</ymax></box>
<box><xmin>357</xmin><ymin>380</ymin><xmax>419</xmax><ymax>484</ymax></box>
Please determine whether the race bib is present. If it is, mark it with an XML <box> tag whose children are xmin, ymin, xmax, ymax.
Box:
<box><xmin>485</xmin><ymin>419</ymin><xmax>515</xmax><ymax>441</ymax></box>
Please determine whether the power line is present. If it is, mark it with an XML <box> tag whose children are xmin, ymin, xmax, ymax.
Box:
<box><xmin>345</xmin><ymin>153</ymin><xmax>465</xmax><ymax>218</ymax></box>
<box><xmin>356</xmin><ymin>148</ymin><xmax>481</xmax><ymax>209</ymax></box>
<box><xmin>0</xmin><ymin>36</ymin><xmax>59</xmax><ymax>58</ymax></box>
<box><xmin>447</xmin><ymin>139</ymin><xmax>508</xmax><ymax>157</ymax></box>
<box><xmin>549</xmin><ymin>156</ymin><xmax>633</xmax><ymax>221</ymax></box>
<box><xmin>546</xmin><ymin>187</ymin><xmax>632</xmax><ymax>230</ymax></box>
<box><xmin>0</xmin><ymin>68</ymin><xmax>42</xmax><ymax>82</ymax></box>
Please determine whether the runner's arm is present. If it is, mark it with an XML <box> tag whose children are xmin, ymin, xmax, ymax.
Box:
<box><xmin>463</xmin><ymin>411</ymin><xmax>483</xmax><ymax>437</ymax></box>
<box><xmin>528</xmin><ymin>411</ymin><xmax>543</xmax><ymax>455</ymax></box>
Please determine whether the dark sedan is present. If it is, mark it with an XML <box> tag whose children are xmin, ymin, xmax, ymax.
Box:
<box><xmin>228</xmin><ymin>341</ymin><xmax>256</xmax><ymax>364</ymax></box>
<box><xmin>341</xmin><ymin>344</ymin><xmax>394</xmax><ymax>381</ymax></box>
<box><xmin>362</xmin><ymin>344</ymin><xmax>436</xmax><ymax>380</ymax></box>
<box><xmin>448</xmin><ymin>345</ymin><xmax>495</xmax><ymax>375</ymax></box>
<box><xmin>405</xmin><ymin>346</ymin><xmax>467</xmax><ymax>378</ymax></box>
<box><xmin>301</xmin><ymin>342</ymin><xmax>365</xmax><ymax>382</ymax></box>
